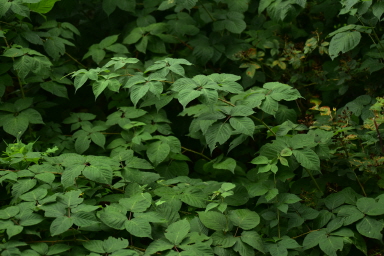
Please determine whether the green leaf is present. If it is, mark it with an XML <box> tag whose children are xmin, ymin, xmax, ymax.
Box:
<box><xmin>241</xmin><ymin>231</ymin><xmax>265</xmax><ymax>253</ymax></box>
<box><xmin>250</xmin><ymin>155</ymin><xmax>269</xmax><ymax>165</ymax></box>
<box><xmin>213</xmin><ymin>12</ymin><xmax>247</xmax><ymax>34</ymax></box>
<box><xmin>264</xmin><ymin>82</ymin><xmax>301</xmax><ymax>101</ymax></box>
<box><xmin>213</xmin><ymin>157</ymin><xmax>236</xmax><ymax>173</ymax></box>
<box><xmin>177</xmin><ymin>89</ymin><xmax>202</xmax><ymax>108</ymax></box>
<box><xmin>83</xmin><ymin>240</ymin><xmax>105</xmax><ymax>254</ymax></box>
<box><xmin>228</xmin><ymin>209</ymin><xmax>260</xmax><ymax>230</ymax></box>
<box><xmin>198</xmin><ymin>211</ymin><xmax>230</xmax><ymax>231</ymax></box>
<box><xmin>229</xmin><ymin>117</ymin><xmax>254</xmax><ymax>136</ymax></box>
<box><xmin>119</xmin><ymin>193</ymin><xmax>152</xmax><ymax>213</ymax></box>
<box><xmin>19</xmin><ymin>188</ymin><xmax>47</xmax><ymax>201</ymax></box>
<box><xmin>19</xmin><ymin>213</ymin><xmax>44</xmax><ymax>226</ymax></box>
<box><xmin>30</xmin><ymin>243</ymin><xmax>49</xmax><ymax>255</ymax></box>
<box><xmin>99</xmin><ymin>210</ymin><xmax>126</xmax><ymax>230</ymax></box>
<box><xmin>99</xmin><ymin>35</ymin><xmax>119</xmax><ymax>49</ymax></box>
<box><xmin>130</xmin><ymin>84</ymin><xmax>149</xmax><ymax>107</ymax></box>
<box><xmin>260</xmin><ymin>95</ymin><xmax>278</xmax><ymax>115</ymax></box>
<box><xmin>92</xmin><ymin>80</ymin><xmax>109</xmax><ymax>99</ymax></box>
<box><xmin>58</xmin><ymin>190</ymin><xmax>83</xmax><ymax>207</ymax></box>
<box><xmin>212</xmin><ymin>231</ymin><xmax>237</xmax><ymax>248</ymax></box>
<box><xmin>206</xmin><ymin>122</ymin><xmax>233</xmax><ymax>153</ymax></box>
<box><xmin>318</xmin><ymin>235</ymin><xmax>344</xmax><ymax>256</ymax></box>
<box><xmin>180</xmin><ymin>187</ymin><xmax>206</xmax><ymax>208</ymax></box>
<box><xmin>280</xmin><ymin>148</ymin><xmax>292</xmax><ymax>157</ymax></box>
<box><xmin>224</xmin><ymin>0</ymin><xmax>249</xmax><ymax>12</ymax></box>
<box><xmin>329</xmin><ymin>31</ymin><xmax>361</xmax><ymax>60</ymax></box>
<box><xmin>165</xmin><ymin>219</ymin><xmax>190</xmax><ymax>245</ymax></box>
<box><xmin>337</xmin><ymin>205</ymin><xmax>365</xmax><ymax>225</ymax></box>
<box><xmin>259</xmin><ymin>0</ymin><xmax>275</xmax><ymax>13</ymax></box>
<box><xmin>147</xmin><ymin>140</ymin><xmax>170</xmax><ymax>166</ymax></box>
<box><xmin>145</xmin><ymin>239</ymin><xmax>174</xmax><ymax>255</ymax></box>
<box><xmin>2</xmin><ymin>113</ymin><xmax>29</xmax><ymax>137</ymax></box>
<box><xmin>28</xmin><ymin>0</ymin><xmax>60</xmax><ymax>14</ymax></box>
<box><xmin>7</xmin><ymin>224</ymin><xmax>23</xmax><ymax>239</ymax></box>
<box><xmin>125</xmin><ymin>218</ymin><xmax>152</xmax><ymax>238</ymax></box>
<box><xmin>35</xmin><ymin>172</ymin><xmax>55</xmax><ymax>184</ymax></box>
<box><xmin>0</xmin><ymin>206</ymin><xmax>19</xmax><ymax>219</ymax></box>
<box><xmin>373</xmin><ymin>2</ymin><xmax>384</xmax><ymax>19</ymax></box>
<box><xmin>324</xmin><ymin>192</ymin><xmax>345</xmax><ymax>210</ymax></box>
<box><xmin>356</xmin><ymin>216</ymin><xmax>383</xmax><ymax>240</ymax></box>
<box><xmin>200</xmin><ymin>88</ymin><xmax>218</xmax><ymax>106</ymax></box>
<box><xmin>74</xmin><ymin>134</ymin><xmax>91</xmax><ymax>154</ymax></box>
<box><xmin>50</xmin><ymin>216</ymin><xmax>73</xmax><ymax>236</ymax></box>
<box><xmin>276</xmin><ymin>105</ymin><xmax>297</xmax><ymax>124</ymax></box>
<box><xmin>356</xmin><ymin>197</ymin><xmax>384</xmax><ymax>216</ymax></box>
<box><xmin>40</xmin><ymin>81</ymin><xmax>69</xmax><ymax>99</ymax></box>
<box><xmin>61</xmin><ymin>166</ymin><xmax>82</xmax><ymax>188</ymax></box>
<box><xmin>12</xmin><ymin>179</ymin><xmax>37</xmax><ymax>198</ymax></box>
<box><xmin>292</xmin><ymin>148</ymin><xmax>320</xmax><ymax>170</ymax></box>
<box><xmin>83</xmin><ymin>164</ymin><xmax>112</xmax><ymax>185</ymax></box>
<box><xmin>233</xmin><ymin>238</ymin><xmax>255</xmax><ymax>256</ymax></box>
<box><xmin>103</xmin><ymin>237</ymin><xmax>129</xmax><ymax>253</ymax></box>
<box><xmin>90</xmin><ymin>132</ymin><xmax>106</xmax><ymax>149</ymax></box>
<box><xmin>72</xmin><ymin>212</ymin><xmax>99</xmax><ymax>227</ymax></box>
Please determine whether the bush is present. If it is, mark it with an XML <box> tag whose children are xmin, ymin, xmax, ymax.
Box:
<box><xmin>0</xmin><ymin>0</ymin><xmax>384</xmax><ymax>255</ymax></box>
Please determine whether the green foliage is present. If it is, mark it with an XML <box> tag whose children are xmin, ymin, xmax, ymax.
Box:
<box><xmin>0</xmin><ymin>0</ymin><xmax>384</xmax><ymax>255</ymax></box>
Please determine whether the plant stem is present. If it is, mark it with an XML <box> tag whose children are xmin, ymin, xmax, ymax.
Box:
<box><xmin>249</xmin><ymin>115</ymin><xmax>276</xmax><ymax>136</ymax></box>
<box><xmin>353</xmin><ymin>171</ymin><xmax>367</xmax><ymax>197</ymax></box>
<box><xmin>291</xmin><ymin>229</ymin><xmax>321</xmax><ymax>239</ymax></box>
<box><xmin>65</xmin><ymin>52</ymin><xmax>87</xmax><ymax>68</ymax></box>
<box><xmin>181</xmin><ymin>146</ymin><xmax>212</xmax><ymax>161</ymax></box>
<box><xmin>341</xmin><ymin>142</ymin><xmax>367</xmax><ymax>197</ymax></box>
<box><xmin>199</xmin><ymin>1</ymin><xmax>216</xmax><ymax>22</ymax></box>
<box><xmin>305</xmin><ymin>168</ymin><xmax>322</xmax><ymax>193</ymax></box>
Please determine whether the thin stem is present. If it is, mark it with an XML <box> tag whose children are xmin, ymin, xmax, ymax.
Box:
<box><xmin>305</xmin><ymin>168</ymin><xmax>322</xmax><ymax>193</ymax></box>
<box><xmin>234</xmin><ymin>227</ymin><xmax>239</xmax><ymax>237</ymax></box>
<box><xmin>249</xmin><ymin>115</ymin><xmax>276</xmax><ymax>136</ymax></box>
<box><xmin>291</xmin><ymin>229</ymin><xmax>322</xmax><ymax>239</ymax></box>
<box><xmin>17</xmin><ymin>76</ymin><xmax>25</xmax><ymax>98</ymax></box>
<box><xmin>65</xmin><ymin>52</ymin><xmax>87</xmax><ymax>68</ymax></box>
<box><xmin>199</xmin><ymin>1</ymin><xmax>216</xmax><ymax>22</ymax></box>
<box><xmin>353</xmin><ymin>171</ymin><xmax>367</xmax><ymax>197</ymax></box>
<box><xmin>341</xmin><ymin>141</ymin><xmax>367</xmax><ymax>197</ymax></box>
<box><xmin>181</xmin><ymin>146</ymin><xmax>212</xmax><ymax>161</ymax></box>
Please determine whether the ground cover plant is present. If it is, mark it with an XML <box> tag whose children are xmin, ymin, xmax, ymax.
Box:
<box><xmin>0</xmin><ymin>0</ymin><xmax>384</xmax><ymax>255</ymax></box>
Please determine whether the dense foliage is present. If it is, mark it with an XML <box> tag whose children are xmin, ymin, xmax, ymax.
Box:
<box><xmin>1</xmin><ymin>0</ymin><xmax>384</xmax><ymax>255</ymax></box>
